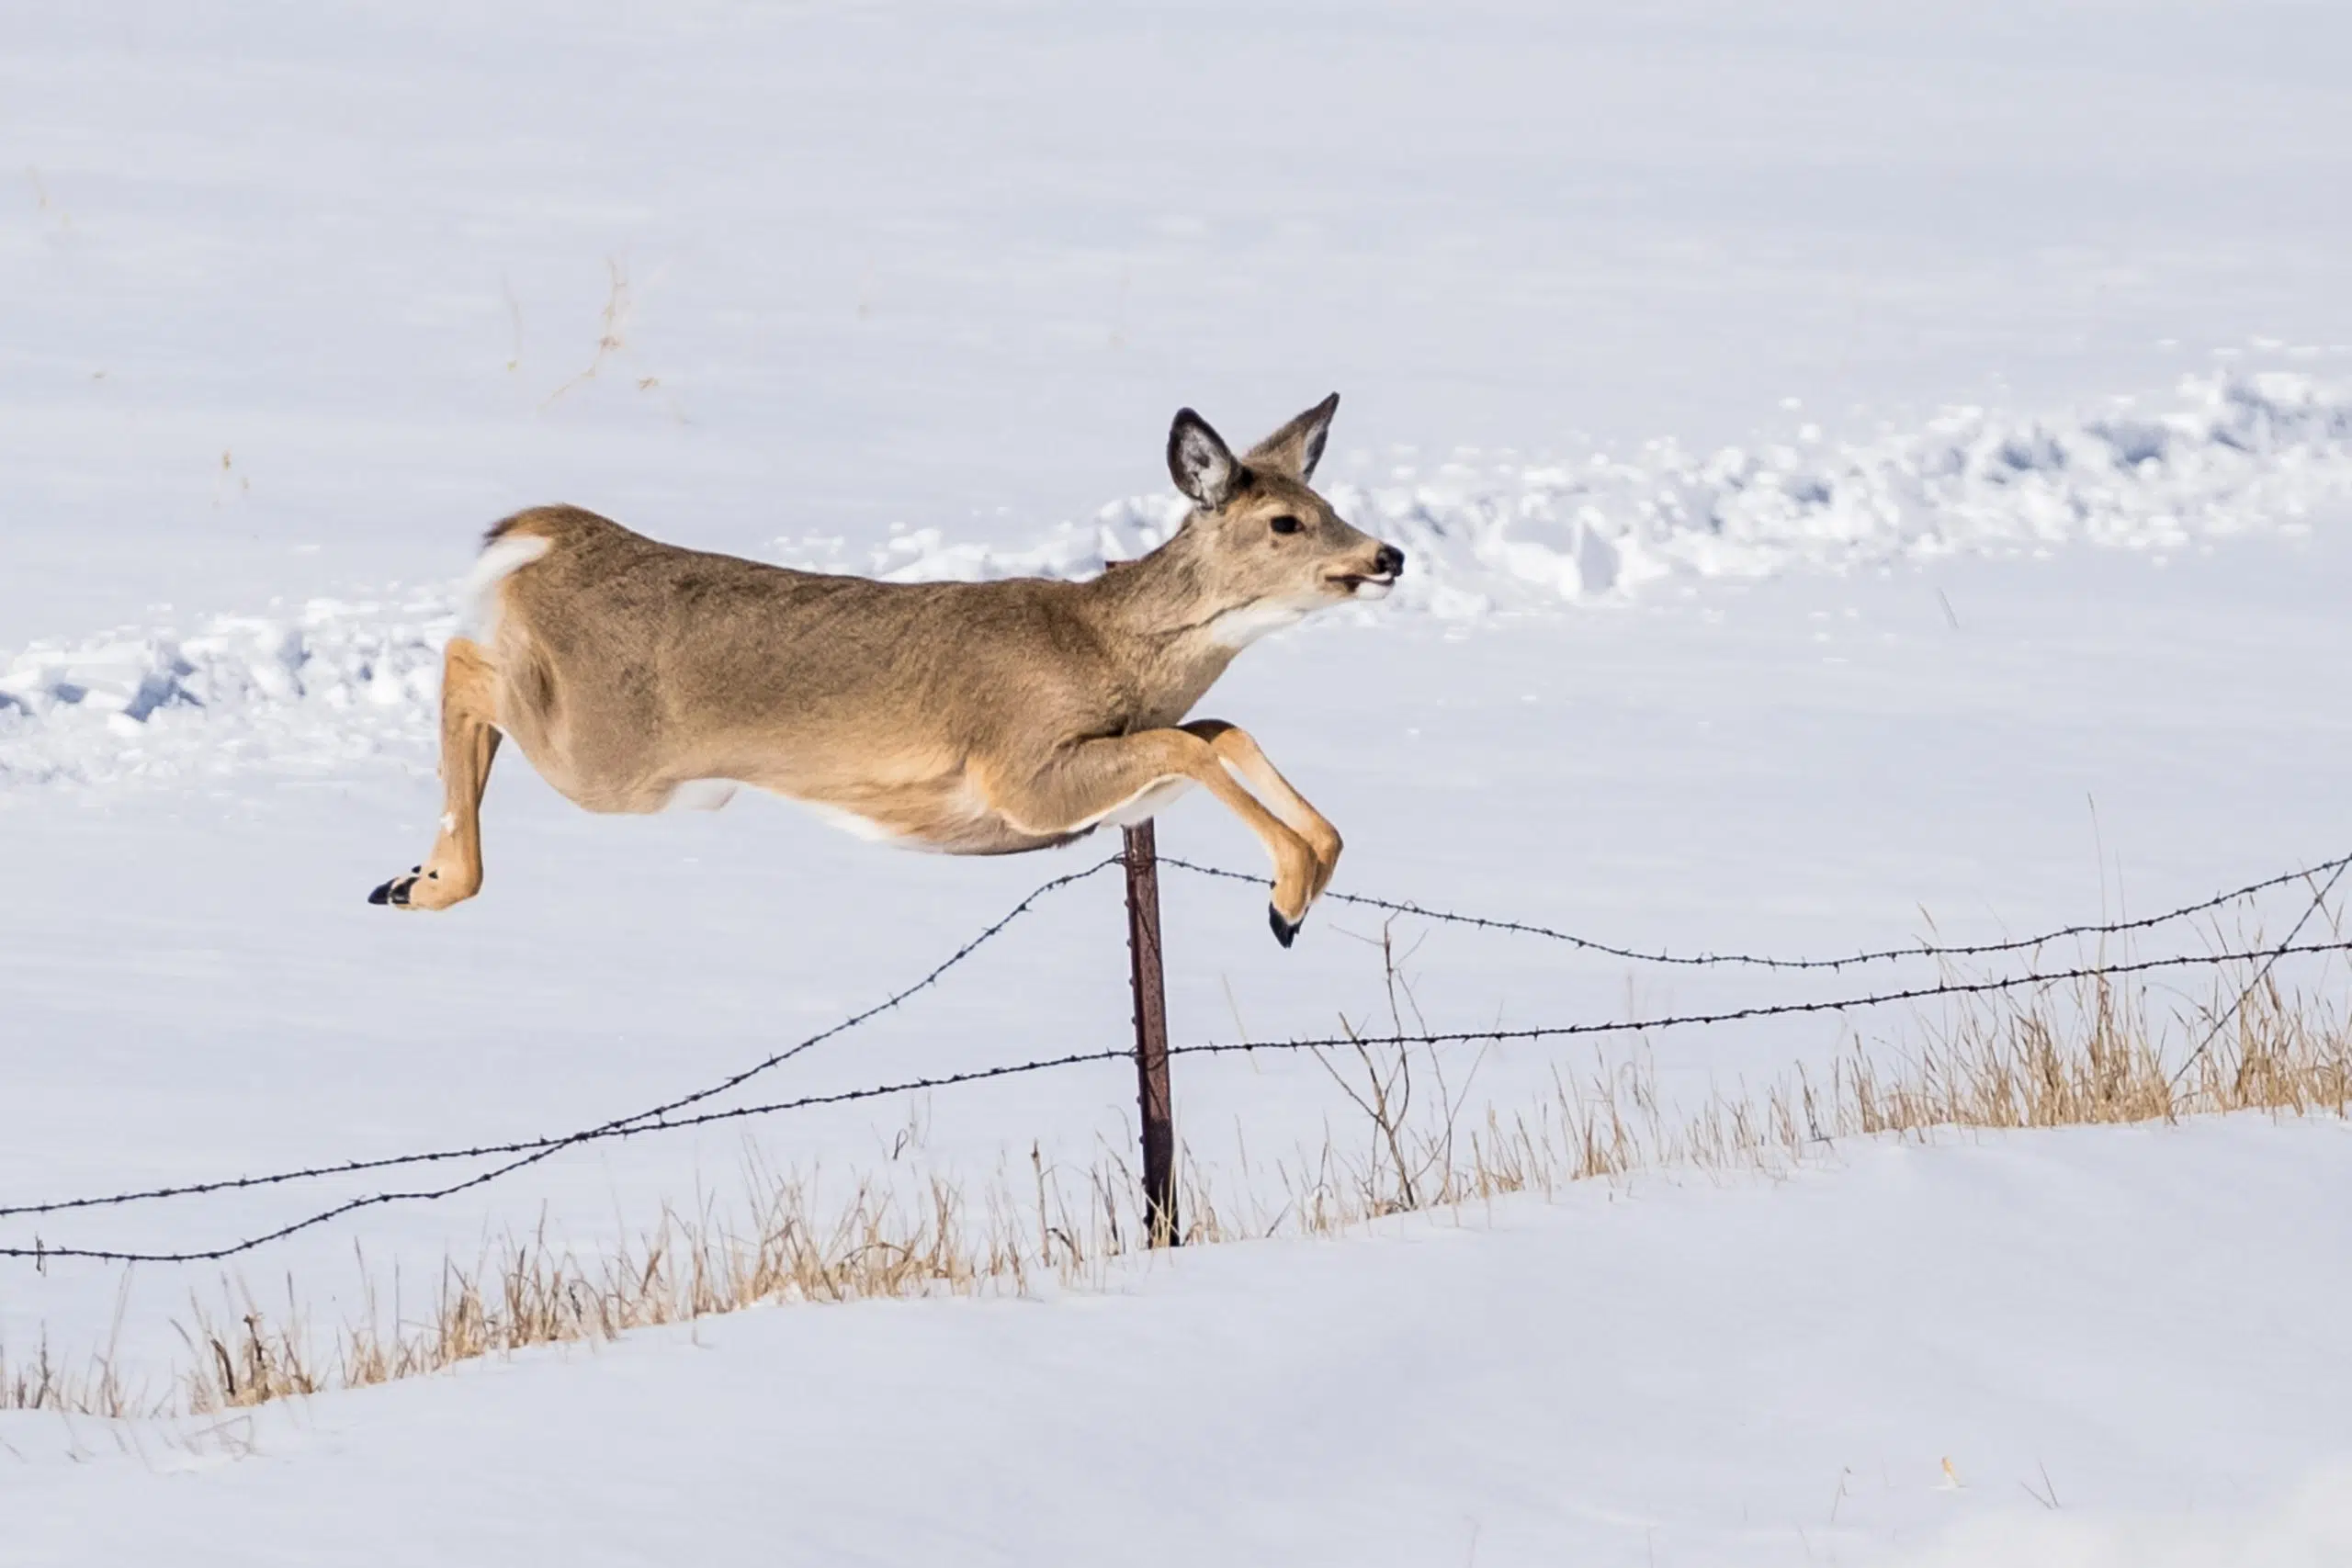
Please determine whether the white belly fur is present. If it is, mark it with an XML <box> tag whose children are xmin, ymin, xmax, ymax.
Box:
<box><xmin>795</xmin><ymin>796</ymin><xmax>908</xmax><ymax>844</ymax></box>
<box><xmin>662</xmin><ymin>778</ymin><xmax>741</xmax><ymax>813</ymax></box>
<box><xmin>1084</xmin><ymin>774</ymin><xmax>1197</xmax><ymax>830</ymax></box>
<box><xmin>737</xmin><ymin>774</ymin><xmax>1178</xmax><ymax>849</ymax></box>
<box><xmin>758</xmin><ymin>779</ymin><xmax>982</xmax><ymax>852</ymax></box>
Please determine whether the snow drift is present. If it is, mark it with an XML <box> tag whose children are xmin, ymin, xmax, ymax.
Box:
<box><xmin>6</xmin><ymin>372</ymin><xmax>2347</xmax><ymax>788</ymax></box>
<box><xmin>876</xmin><ymin>370</ymin><xmax>2352</xmax><ymax>612</ymax></box>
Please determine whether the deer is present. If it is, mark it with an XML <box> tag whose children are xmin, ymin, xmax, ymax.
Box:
<box><xmin>368</xmin><ymin>395</ymin><xmax>1405</xmax><ymax>945</ymax></box>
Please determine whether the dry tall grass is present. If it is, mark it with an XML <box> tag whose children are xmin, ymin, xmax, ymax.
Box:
<box><xmin>6</xmin><ymin>957</ymin><xmax>2346</xmax><ymax>1421</ymax></box>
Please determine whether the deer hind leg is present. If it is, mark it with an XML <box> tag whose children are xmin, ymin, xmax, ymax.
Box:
<box><xmin>1181</xmin><ymin>720</ymin><xmax>1343</xmax><ymax>902</ymax></box>
<box><xmin>369</xmin><ymin>637</ymin><xmax>502</xmax><ymax>911</ymax></box>
<box><xmin>983</xmin><ymin>729</ymin><xmax>1324</xmax><ymax>947</ymax></box>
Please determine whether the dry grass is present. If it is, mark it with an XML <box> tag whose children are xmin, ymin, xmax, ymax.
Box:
<box><xmin>7</xmin><ymin>953</ymin><xmax>2348</xmax><ymax>1420</ymax></box>
<box><xmin>543</xmin><ymin>257</ymin><xmax>632</xmax><ymax>405</ymax></box>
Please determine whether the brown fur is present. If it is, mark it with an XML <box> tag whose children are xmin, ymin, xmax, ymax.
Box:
<box><xmin>369</xmin><ymin>398</ymin><xmax>1402</xmax><ymax>941</ymax></box>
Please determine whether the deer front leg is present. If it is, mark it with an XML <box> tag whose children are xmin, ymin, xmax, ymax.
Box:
<box><xmin>369</xmin><ymin>637</ymin><xmax>502</xmax><ymax>910</ymax></box>
<box><xmin>984</xmin><ymin>729</ymin><xmax>1324</xmax><ymax>946</ymax></box>
<box><xmin>1181</xmin><ymin>720</ymin><xmax>1343</xmax><ymax>901</ymax></box>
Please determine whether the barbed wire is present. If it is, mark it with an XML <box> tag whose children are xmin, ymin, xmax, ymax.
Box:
<box><xmin>0</xmin><ymin>855</ymin><xmax>1123</xmax><ymax>1225</ymax></box>
<box><xmin>1159</xmin><ymin>851</ymin><xmax>2352</xmax><ymax>971</ymax></box>
<box><xmin>0</xmin><ymin>1046</ymin><xmax>1112</xmax><ymax>1266</ymax></box>
<box><xmin>19</xmin><ymin>843</ymin><xmax>2333</xmax><ymax>1238</ymax></box>
<box><xmin>1159</xmin><ymin>939</ymin><xmax>2352</xmax><ymax>1061</ymax></box>
<box><xmin>13</xmin><ymin>936</ymin><xmax>2348</xmax><ymax>1267</ymax></box>
<box><xmin>2167</xmin><ymin>860</ymin><xmax>2352</xmax><ymax>1088</ymax></box>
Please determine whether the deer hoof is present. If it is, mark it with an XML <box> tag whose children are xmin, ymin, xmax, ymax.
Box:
<box><xmin>1269</xmin><ymin>904</ymin><xmax>1302</xmax><ymax>948</ymax></box>
<box><xmin>368</xmin><ymin>866</ymin><xmax>423</xmax><ymax>908</ymax></box>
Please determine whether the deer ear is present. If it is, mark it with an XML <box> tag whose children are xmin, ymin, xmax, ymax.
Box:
<box><xmin>1167</xmin><ymin>408</ymin><xmax>1241</xmax><ymax>509</ymax></box>
<box><xmin>1246</xmin><ymin>392</ymin><xmax>1340</xmax><ymax>483</ymax></box>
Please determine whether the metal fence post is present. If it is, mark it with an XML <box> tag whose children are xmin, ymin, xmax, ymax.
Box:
<box><xmin>1121</xmin><ymin>821</ymin><xmax>1178</xmax><ymax>1246</ymax></box>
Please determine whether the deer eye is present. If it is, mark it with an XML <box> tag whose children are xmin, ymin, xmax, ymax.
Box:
<box><xmin>1268</xmin><ymin>514</ymin><xmax>1304</xmax><ymax>536</ymax></box>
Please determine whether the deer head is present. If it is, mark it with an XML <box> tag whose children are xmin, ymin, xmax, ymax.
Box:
<box><xmin>1159</xmin><ymin>395</ymin><xmax>1405</xmax><ymax>648</ymax></box>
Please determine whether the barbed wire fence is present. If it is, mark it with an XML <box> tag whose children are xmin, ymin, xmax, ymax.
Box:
<box><xmin>7</xmin><ymin>840</ymin><xmax>2349</xmax><ymax>1269</ymax></box>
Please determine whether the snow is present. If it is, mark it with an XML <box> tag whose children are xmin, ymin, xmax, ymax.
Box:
<box><xmin>8</xmin><ymin>1121</ymin><xmax>2351</xmax><ymax>1566</ymax></box>
<box><xmin>7</xmin><ymin>0</ymin><xmax>2352</xmax><ymax>1561</ymax></box>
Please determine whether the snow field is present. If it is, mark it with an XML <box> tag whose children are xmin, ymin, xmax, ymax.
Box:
<box><xmin>7</xmin><ymin>1118</ymin><xmax>2352</xmax><ymax>1567</ymax></box>
<box><xmin>10</xmin><ymin>0</ymin><xmax>2352</xmax><ymax>1560</ymax></box>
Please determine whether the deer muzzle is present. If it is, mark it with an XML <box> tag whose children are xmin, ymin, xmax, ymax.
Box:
<box><xmin>1328</xmin><ymin>542</ymin><xmax>1407</xmax><ymax>599</ymax></box>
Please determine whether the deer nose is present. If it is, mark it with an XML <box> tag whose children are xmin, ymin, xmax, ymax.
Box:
<box><xmin>1372</xmin><ymin>544</ymin><xmax>1406</xmax><ymax>578</ymax></box>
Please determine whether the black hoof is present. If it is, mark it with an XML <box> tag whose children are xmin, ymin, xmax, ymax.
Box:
<box><xmin>1269</xmin><ymin>904</ymin><xmax>1301</xmax><ymax>948</ymax></box>
<box><xmin>368</xmin><ymin>865</ymin><xmax>422</xmax><ymax>908</ymax></box>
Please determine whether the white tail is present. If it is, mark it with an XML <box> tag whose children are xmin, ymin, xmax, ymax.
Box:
<box><xmin>454</xmin><ymin>533</ymin><xmax>550</xmax><ymax>640</ymax></box>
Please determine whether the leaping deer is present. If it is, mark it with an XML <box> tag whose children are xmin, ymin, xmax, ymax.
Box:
<box><xmin>369</xmin><ymin>395</ymin><xmax>1404</xmax><ymax>945</ymax></box>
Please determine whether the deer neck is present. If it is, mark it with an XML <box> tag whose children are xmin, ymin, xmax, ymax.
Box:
<box><xmin>1080</xmin><ymin>528</ymin><xmax>1259</xmax><ymax>705</ymax></box>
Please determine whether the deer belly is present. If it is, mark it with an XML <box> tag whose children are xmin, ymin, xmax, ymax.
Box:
<box><xmin>797</xmin><ymin>798</ymin><xmax>910</xmax><ymax>844</ymax></box>
<box><xmin>1084</xmin><ymin>774</ymin><xmax>1197</xmax><ymax>830</ymax></box>
<box><xmin>759</xmin><ymin>774</ymin><xmax>1003</xmax><ymax>852</ymax></box>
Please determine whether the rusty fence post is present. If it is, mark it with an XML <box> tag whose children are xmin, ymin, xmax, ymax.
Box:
<box><xmin>1121</xmin><ymin>820</ymin><xmax>1178</xmax><ymax>1246</ymax></box>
